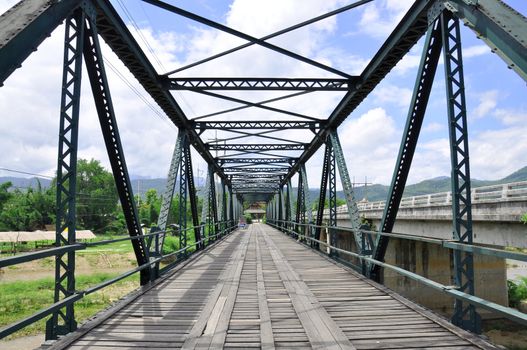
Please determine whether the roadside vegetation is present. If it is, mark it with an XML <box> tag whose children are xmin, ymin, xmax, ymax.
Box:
<box><xmin>0</xmin><ymin>273</ymin><xmax>137</xmax><ymax>340</ymax></box>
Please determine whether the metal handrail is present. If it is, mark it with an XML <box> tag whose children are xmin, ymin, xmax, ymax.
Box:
<box><xmin>272</xmin><ymin>219</ymin><xmax>527</xmax><ymax>262</ymax></box>
<box><xmin>312</xmin><ymin>181</ymin><xmax>527</xmax><ymax>214</ymax></box>
<box><xmin>0</xmin><ymin>220</ymin><xmax>238</xmax><ymax>339</ymax></box>
<box><xmin>356</xmin><ymin>180</ymin><xmax>527</xmax><ymax>212</ymax></box>
<box><xmin>268</xmin><ymin>219</ymin><xmax>527</xmax><ymax>326</ymax></box>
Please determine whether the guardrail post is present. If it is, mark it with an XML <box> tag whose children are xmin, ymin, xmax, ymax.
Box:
<box><xmin>501</xmin><ymin>184</ymin><xmax>509</xmax><ymax>199</ymax></box>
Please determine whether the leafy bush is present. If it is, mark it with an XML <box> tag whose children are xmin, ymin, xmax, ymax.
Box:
<box><xmin>244</xmin><ymin>213</ymin><xmax>252</xmax><ymax>224</ymax></box>
<box><xmin>162</xmin><ymin>235</ymin><xmax>180</xmax><ymax>254</ymax></box>
<box><xmin>521</xmin><ymin>213</ymin><xmax>527</xmax><ymax>224</ymax></box>
<box><xmin>508</xmin><ymin>277</ymin><xmax>527</xmax><ymax>308</ymax></box>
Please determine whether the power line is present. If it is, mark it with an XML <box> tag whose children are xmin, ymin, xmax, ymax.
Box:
<box><xmin>116</xmin><ymin>0</ymin><xmax>166</xmax><ymax>72</ymax></box>
<box><xmin>0</xmin><ymin>167</ymin><xmax>53</xmax><ymax>179</ymax></box>
<box><xmin>103</xmin><ymin>57</ymin><xmax>176</xmax><ymax>131</ymax></box>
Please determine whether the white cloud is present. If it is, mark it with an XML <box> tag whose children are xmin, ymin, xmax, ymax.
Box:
<box><xmin>493</xmin><ymin>108</ymin><xmax>526</xmax><ymax>126</ymax></box>
<box><xmin>358</xmin><ymin>0</ymin><xmax>414</xmax><ymax>39</ymax></box>
<box><xmin>470</xmin><ymin>126</ymin><xmax>527</xmax><ymax>179</ymax></box>
<box><xmin>373</xmin><ymin>83</ymin><xmax>412</xmax><ymax>108</ymax></box>
<box><xmin>423</xmin><ymin>122</ymin><xmax>444</xmax><ymax>133</ymax></box>
<box><xmin>463</xmin><ymin>45</ymin><xmax>490</xmax><ymax>59</ymax></box>
<box><xmin>472</xmin><ymin>90</ymin><xmax>499</xmax><ymax>119</ymax></box>
<box><xmin>337</xmin><ymin>108</ymin><xmax>399</xmax><ymax>184</ymax></box>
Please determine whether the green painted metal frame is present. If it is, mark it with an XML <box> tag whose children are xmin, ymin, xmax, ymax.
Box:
<box><xmin>370</xmin><ymin>17</ymin><xmax>444</xmax><ymax>281</ymax></box>
<box><xmin>83</xmin><ymin>14</ymin><xmax>151</xmax><ymax>286</ymax></box>
<box><xmin>46</xmin><ymin>9</ymin><xmax>85</xmax><ymax>338</ymax></box>
<box><xmin>441</xmin><ymin>11</ymin><xmax>480</xmax><ymax>333</ymax></box>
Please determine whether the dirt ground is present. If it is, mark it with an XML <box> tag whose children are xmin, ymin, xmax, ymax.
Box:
<box><xmin>0</xmin><ymin>334</ymin><xmax>44</xmax><ymax>350</ymax></box>
<box><xmin>484</xmin><ymin>319</ymin><xmax>527</xmax><ymax>349</ymax></box>
<box><xmin>0</xmin><ymin>250</ymin><xmax>136</xmax><ymax>282</ymax></box>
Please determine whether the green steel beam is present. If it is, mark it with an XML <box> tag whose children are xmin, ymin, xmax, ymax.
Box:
<box><xmin>0</xmin><ymin>0</ymin><xmax>81</xmax><ymax>85</ymax></box>
<box><xmin>448</xmin><ymin>0</ymin><xmax>527</xmax><ymax>82</ymax></box>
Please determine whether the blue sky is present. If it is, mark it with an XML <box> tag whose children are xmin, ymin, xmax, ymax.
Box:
<box><xmin>0</xmin><ymin>0</ymin><xmax>526</xmax><ymax>189</ymax></box>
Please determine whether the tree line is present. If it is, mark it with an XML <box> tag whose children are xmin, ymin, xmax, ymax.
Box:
<box><xmin>0</xmin><ymin>159</ymin><xmax>201</xmax><ymax>234</ymax></box>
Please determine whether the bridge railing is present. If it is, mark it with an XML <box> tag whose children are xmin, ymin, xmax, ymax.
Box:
<box><xmin>0</xmin><ymin>220</ymin><xmax>238</xmax><ymax>339</ymax></box>
<box><xmin>267</xmin><ymin>219</ymin><xmax>527</xmax><ymax>327</ymax></box>
<box><xmin>331</xmin><ymin>180</ymin><xmax>527</xmax><ymax>213</ymax></box>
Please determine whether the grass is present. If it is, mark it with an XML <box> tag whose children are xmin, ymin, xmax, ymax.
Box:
<box><xmin>0</xmin><ymin>272</ymin><xmax>138</xmax><ymax>340</ymax></box>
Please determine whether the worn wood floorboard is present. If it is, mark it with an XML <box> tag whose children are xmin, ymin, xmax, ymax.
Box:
<box><xmin>51</xmin><ymin>224</ymin><xmax>499</xmax><ymax>350</ymax></box>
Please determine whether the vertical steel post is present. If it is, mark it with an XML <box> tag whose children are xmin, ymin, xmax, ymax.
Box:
<box><xmin>220</xmin><ymin>179</ymin><xmax>227</xmax><ymax>235</ymax></box>
<box><xmin>327</xmin><ymin>141</ymin><xmax>338</xmax><ymax>257</ymax></box>
<box><xmin>178</xmin><ymin>133</ymin><xmax>189</xmax><ymax>255</ymax></box>
<box><xmin>315</xmin><ymin>140</ymin><xmax>331</xmax><ymax>250</ymax></box>
<box><xmin>209</xmin><ymin>166</ymin><xmax>218</xmax><ymax>239</ymax></box>
<box><xmin>371</xmin><ymin>19</ymin><xmax>443</xmax><ymax>281</ymax></box>
<box><xmin>288</xmin><ymin>179</ymin><xmax>293</xmax><ymax>232</ymax></box>
<box><xmin>295</xmin><ymin>170</ymin><xmax>305</xmax><ymax>239</ymax></box>
<box><xmin>46</xmin><ymin>9</ymin><xmax>85</xmax><ymax>340</ymax></box>
<box><xmin>285</xmin><ymin>180</ymin><xmax>292</xmax><ymax>234</ymax></box>
<box><xmin>441</xmin><ymin>11</ymin><xmax>480</xmax><ymax>333</ymax></box>
<box><xmin>278</xmin><ymin>185</ymin><xmax>283</xmax><ymax>231</ymax></box>
<box><xmin>228</xmin><ymin>186</ymin><xmax>234</xmax><ymax>229</ymax></box>
<box><xmin>200</xmin><ymin>165</ymin><xmax>211</xmax><ymax>237</ymax></box>
<box><xmin>183</xmin><ymin>141</ymin><xmax>201</xmax><ymax>249</ymax></box>
<box><xmin>300</xmin><ymin>164</ymin><xmax>313</xmax><ymax>241</ymax></box>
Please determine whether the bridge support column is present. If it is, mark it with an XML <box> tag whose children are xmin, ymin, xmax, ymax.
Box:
<box><xmin>441</xmin><ymin>11</ymin><xmax>480</xmax><ymax>333</ymax></box>
<box><xmin>47</xmin><ymin>9</ymin><xmax>85</xmax><ymax>340</ymax></box>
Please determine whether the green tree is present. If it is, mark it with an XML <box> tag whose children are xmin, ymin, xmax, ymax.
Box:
<box><xmin>0</xmin><ymin>181</ymin><xmax>55</xmax><ymax>231</ymax></box>
<box><xmin>75</xmin><ymin>159</ymin><xmax>119</xmax><ymax>233</ymax></box>
<box><xmin>137</xmin><ymin>189</ymin><xmax>161</xmax><ymax>226</ymax></box>
<box><xmin>0</xmin><ymin>181</ymin><xmax>13</xmax><ymax>211</ymax></box>
<box><xmin>311</xmin><ymin>198</ymin><xmax>346</xmax><ymax>211</ymax></box>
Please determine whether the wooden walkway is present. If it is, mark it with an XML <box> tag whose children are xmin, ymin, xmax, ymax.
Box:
<box><xmin>48</xmin><ymin>224</ymin><xmax>498</xmax><ymax>350</ymax></box>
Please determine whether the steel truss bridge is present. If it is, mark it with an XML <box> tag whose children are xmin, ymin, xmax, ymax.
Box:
<box><xmin>0</xmin><ymin>0</ymin><xmax>526</xmax><ymax>348</ymax></box>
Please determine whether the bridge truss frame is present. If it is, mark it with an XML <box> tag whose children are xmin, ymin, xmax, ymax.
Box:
<box><xmin>0</xmin><ymin>0</ymin><xmax>526</xmax><ymax>341</ymax></box>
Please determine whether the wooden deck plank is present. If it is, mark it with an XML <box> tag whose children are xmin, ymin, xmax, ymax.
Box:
<box><xmin>47</xmin><ymin>224</ymin><xmax>500</xmax><ymax>350</ymax></box>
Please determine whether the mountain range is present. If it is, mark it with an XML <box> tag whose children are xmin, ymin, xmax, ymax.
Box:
<box><xmin>1</xmin><ymin>166</ymin><xmax>526</xmax><ymax>202</ymax></box>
